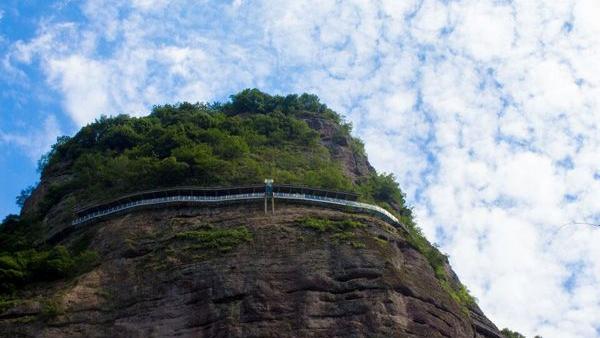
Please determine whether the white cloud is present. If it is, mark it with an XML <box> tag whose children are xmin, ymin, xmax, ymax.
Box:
<box><xmin>47</xmin><ymin>55</ymin><xmax>111</xmax><ymax>125</ymax></box>
<box><xmin>449</xmin><ymin>1</ymin><xmax>515</xmax><ymax>61</ymax></box>
<box><xmin>130</xmin><ymin>0</ymin><xmax>170</xmax><ymax>11</ymax></box>
<box><xmin>410</xmin><ymin>0</ymin><xmax>449</xmax><ymax>44</ymax></box>
<box><xmin>6</xmin><ymin>0</ymin><xmax>600</xmax><ymax>336</ymax></box>
<box><xmin>0</xmin><ymin>115</ymin><xmax>62</xmax><ymax>162</ymax></box>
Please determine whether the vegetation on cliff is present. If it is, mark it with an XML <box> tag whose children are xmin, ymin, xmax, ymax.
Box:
<box><xmin>299</xmin><ymin>217</ymin><xmax>367</xmax><ymax>249</ymax></box>
<box><xmin>500</xmin><ymin>328</ymin><xmax>543</xmax><ymax>338</ymax></box>
<box><xmin>1</xmin><ymin>89</ymin><xmax>474</xmax><ymax>310</ymax></box>
<box><xmin>0</xmin><ymin>216</ymin><xmax>97</xmax><ymax>294</ymax></box>
<box><xmin>175</xmin><ymin>226</ymin><xmax>253</xmax><ymax>252</ymax></box>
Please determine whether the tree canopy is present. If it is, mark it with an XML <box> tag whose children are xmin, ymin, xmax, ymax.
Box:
<box><xmin>35</xmin><ymin>89</ymin><xmax>410</xmax><ymax>220</ymax></box>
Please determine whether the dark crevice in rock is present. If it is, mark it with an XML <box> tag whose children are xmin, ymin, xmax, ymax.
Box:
<box><xmin>0</xmin><ymin>312</ymin><xmax>38</xmax><ymax>321</ymax></box>
<box><xmin>286</xmin><ymin>285</ymin><xmax>381</xmax><ymax>295</ymax></box>
<box><xmin>111</xmin><ymin>296</ymin><xmax>166</xmax><ymax>312</ymax></box>
<box><xmin>240</xmin><ymin>316</ymin><xmax>286</xmax><ymax>324</ymax></box>
<box><xmin>343</xmin><ymin>292</ymin><xmax>363</xmax><ymax>300</ymax></box>
<box><xmin>45</xmin><ymin>318</ymin><xmax>117</xmax><ymax>328</ymax></box>
<box><xmin>213</xmin><ymin>293</ymin><xmax>247</xmax><ymax>304</ymax></box>
<box><xmin>393</xmin><ymin>284</ymin><xmax>462</xmax><ymax>322</ymax></box>
<box><xmin>427</xmin><ymin>308</ymin><xmax>455</xmax><ymax>330</ymax></box>
<box><xmin>473</xmin><ymin>321</ymin><xmax>504</xmax><ymax>338</ymax></box>
<box><xmin>409</xmin><ymin>319</ymin><xmax>453</xmax><ymax>338</ymax></box>
<box><xmin>334</xmin><ymin>268</ymin><xmax>381</xmax><ymax>282</ymax></box>
<box><xmin>308</xmin><ymin>309</ymin><xmax>369</xmax><ymax>319</ymax></box>
<box><xmin>183</xmin><ymin>316</ymin><xmax>223</xmax><ymax>330</ymax></box>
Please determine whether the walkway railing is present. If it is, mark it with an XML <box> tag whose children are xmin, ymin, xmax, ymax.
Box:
<box><xmin>71</xmin><ymin>189</ymin><xmax>406</xmax><ymax>231</ymax></box>
<box><xmin>273</xmin><ymin>192</ymin><xmax>402</xmax><ymax>227</ymax></box>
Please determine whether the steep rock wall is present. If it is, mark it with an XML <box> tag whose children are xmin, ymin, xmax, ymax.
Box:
<box><xmin>1</xmin><ymin>203</ymin><xmax>501</xmax><ymax>338</ymax></box>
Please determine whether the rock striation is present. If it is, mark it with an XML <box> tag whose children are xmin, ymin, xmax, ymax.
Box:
<box><xmin>1</xmin><ymin>203</ymin><xmax>501</xmax><ymax>337</ymax></box>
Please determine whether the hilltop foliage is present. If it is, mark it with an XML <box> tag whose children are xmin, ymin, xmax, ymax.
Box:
<box><xmin>500</xmin><ymin>328</ymin><xmax>544</xmax><ymax>338</ymax></box>
<box><xmin>32</xmin><ymin>89</ymin><xmax>410</xmax><ymax>219</ymax></box>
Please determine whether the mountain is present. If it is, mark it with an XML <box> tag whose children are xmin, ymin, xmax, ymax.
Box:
<box><xmin>0</xmin><ymin>89</ymin><xmax>502</xmax><ymax>337</ymax></box>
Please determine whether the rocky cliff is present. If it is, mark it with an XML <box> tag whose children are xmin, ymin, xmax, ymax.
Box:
<box><xmin>1</xmin><ymin>204</ymin><xmax>500</xmax><ymax>337</ymax></box>
<box><xmin>0</xmin><ymin>90</ymin><xmax>502</xmax><ymax>337</ymax></box>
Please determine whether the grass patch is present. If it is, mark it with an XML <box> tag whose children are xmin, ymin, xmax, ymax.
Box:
<box><xmin>299</xmin><ymin>217</ymin><xmax>366</xmax><ymax>249</ymax></box>
<box><xmin>299</xmin><ymin>217</ymin><xmax>364</xmax><ymax>233</ymax></box>
<box><xmin>350</xmin><ymin>241</ymin><xmax>366</xmax><ymax>249</ymax></box>
<box><xmin>0</xmin><ymin>297</ymin><xmax>21</xmax><ymax>313</ymax></box>
<box><xmin>331</xmin><ymin>231</ymin><xmax>355</xmax><ymax>242</ymax></box>
<box><xmin>331</xmin><ymin>232</ymin><xmax>366</xmax><ymax>249</ymax></box>
<box><xmin>40</xmin><ymin>297</ymin><xmax>63</xmax><ymax>320</ymax></box>
<box><xmin>373</xmin><ymin>236</ymin><xmax>388</xmax><ymax>246</ymax></box>
<box><xmin>175</xmin><ymin>226</ymin><xmax>252</xmax><ymax>252</ymax></box>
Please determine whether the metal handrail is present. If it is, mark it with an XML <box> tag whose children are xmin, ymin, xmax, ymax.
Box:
<box><xmin>74</xmin><ymin>184</ymin><xmax>359</xmax><ymax>214</ymax></box>
<box><xmin>71</xmin><ymin>190</ymin><xmax>406</xmax><ymax>231</ymax></box>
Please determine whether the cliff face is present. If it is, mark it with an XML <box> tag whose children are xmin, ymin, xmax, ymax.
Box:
<box><xmin>1</xmin><ymin>204</ymin><xmax>500</xmax><ymax>337</ymax></box>
<box><xmin>1</xmin><ymin>90</ymin><xmax>502</xmax><ymax>337</ymax></box>
<box><xmin>302</xmin><ymin>114</ymin><xmax>374</xmax><ymax>183</ymax></box>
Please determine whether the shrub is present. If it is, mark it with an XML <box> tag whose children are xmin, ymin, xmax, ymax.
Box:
<box><xmin>16</xmin><ymin>186</ymin><xmax>36</xmax><ymax>208</ymax></box>
<box><xmin>299</xmin><ymin>218</ymin><xmax>366</xmax><ymax>248</ymax></box>
<box><xmin>0</xmin><ymin>230</ymin><xmax>98</xmax><ymax>295</ymax></box>
<box><xmin>404</xmin><ymin>224</ymin><xmax>477</xmax><ymax>310</ymax></box>
<box><xmin>40</xmin><ymin>298</ymin><xmax>64</xmax><ymax>319</ymax></box>
<box><xmin>227</xmin><ymin>88</ymin><xmax>272</xmax><ymax>114</ymax></box>
<box><xmin>299</xmin><ymin>217</ymin><xmax>364</xmax><ymax>233</ymax></box>
<box><xmin>0</xmin><ymin>297</ymin><xmax>21</xmax><ymax>313</ymax></box>
<box><xmin>331</xmin><ymin>232</ymin><xmax>355</xmax><ymax>242</ymax></box>
<box><xmin>360</xmin><ymin>173</ymin><xmax>407</xmax><ymax>206</ymax></box>
<box><xmin>214</xmin><ymin>136</ymin><xmax>249</xmax><ymax>159</ymax></box>
<box><xmin>175</xmin><ymin>226</ymin><xmax>252</xmax><ymax>252</ymax></box>
<box><xmin>500</xmin><ymin>329</ymin><xmax>527</xmax><ymax>338</ymax></box>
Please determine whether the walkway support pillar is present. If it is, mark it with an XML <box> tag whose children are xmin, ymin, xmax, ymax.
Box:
<box><xmin>265</xmin><ymin>178</ymin><xmax>274</xmax><ymax>215</ymax></box>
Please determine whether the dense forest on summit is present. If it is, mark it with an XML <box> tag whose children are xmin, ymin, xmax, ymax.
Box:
<box><xmin>1</xmin><ymin>89</ymin><xmax>474</xmax><ymax>311</ymax></box>
<box><xmin>36</xmin><ymin>89</ymin><xmax>409</xmax><ymax>216</ymax></box>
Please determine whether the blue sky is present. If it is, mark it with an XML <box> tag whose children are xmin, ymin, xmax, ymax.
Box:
<box><xmin>1</xmin><ymin>1</ymin><xmax>600</xmax><ymax>337</ymax></box>
<box><xmin>0</xmin><ymin>1</ymin><xmax>73</xmax><ymax>217</ymax></box>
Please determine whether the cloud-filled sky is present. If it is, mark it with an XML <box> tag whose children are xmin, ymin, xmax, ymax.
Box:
<box><xmin>1</xmin><ymin>1</ymin><xmax>599</xmax><ymax>336</ymax></box>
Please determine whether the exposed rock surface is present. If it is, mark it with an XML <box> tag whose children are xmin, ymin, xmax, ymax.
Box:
<box><xmin>1</xmin><ymin>203</ymin><xmax>501</xmax><ymax>338</ymax></box>
<box><xmin>302</xmin><ymin>115</ymin><xmax>374</xmax><ymax>184</ymax></box>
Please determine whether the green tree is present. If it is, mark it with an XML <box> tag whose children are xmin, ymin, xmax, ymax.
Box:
<box><xmin>228</xmin><ymin>88</ymin><xmax>272</xmax><ymax>114</ymax></box>
<box><xmin>99</xmin><ymin>124</ymin><xmax>141</xmax><ymax>151</ymax></box>
<box><xmin>501</xmin><ymin>328</ymin><xmax>527</xmax><ymax>338</ymax></box>
<box><xmin>16</xmin><ymin>185</ymin><xmax>35</xmax><ymax>208</ymax></box>
<box><xmin>215</xmin><ymin>136</ymin><xmax>249</xmax><ymax>159</ymax></box>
